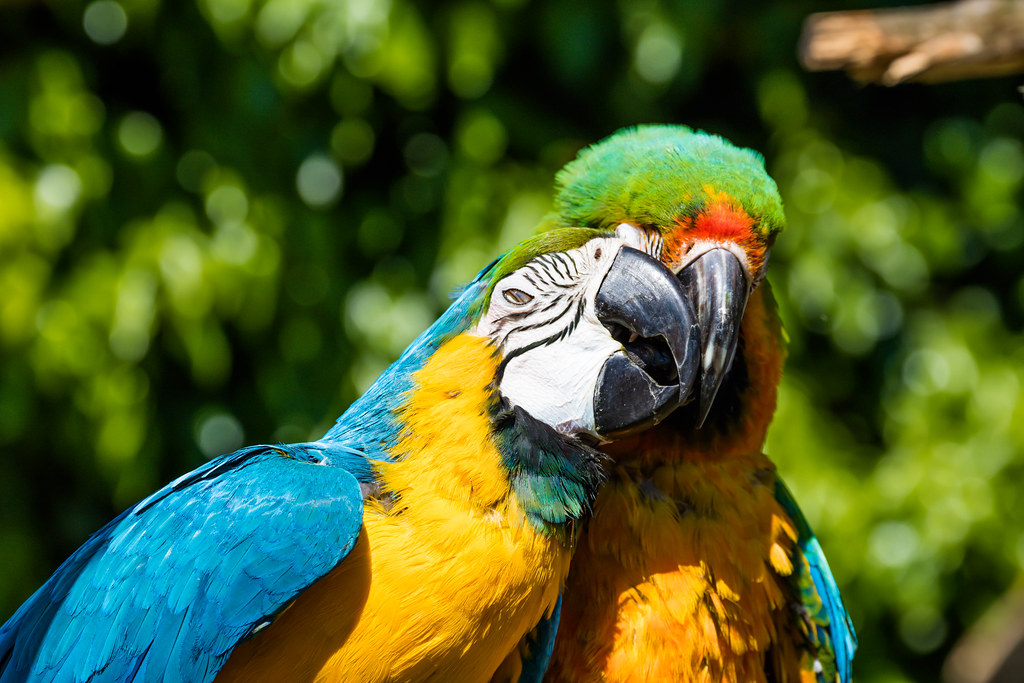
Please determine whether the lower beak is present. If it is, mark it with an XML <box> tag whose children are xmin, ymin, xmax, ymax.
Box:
<box><xmin>676</xmin><ymin>248</ymin><xmax>749</xmax><ymax>427</ymax></box>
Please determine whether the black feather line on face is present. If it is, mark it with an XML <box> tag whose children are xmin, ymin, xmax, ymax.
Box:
<box><xmin>493</xmin><ymin>290</ymin><xmax>587</xmax><ymax>383</ymax></box>
<box><xmin>494</xmin><ymin>329</ymin><xmax>564</xmax><ymax>386</ymax></box>
<box><xmin>536</xmin><ymin>259</ymin><xmax>558</xmax><ymax>282</ymax></box>
<box><xmin>522</xmin><ymin>263</ymin><xmax>574</xmax><ymax>290</ymax></box>
<box><xmin>509</xmin><ymin>295</ymin><xmax>577</xmax><ymax>334</ymax></box>
<box><xmin>540</xmin><ymin>296</ymin><xmax>568</xmax><ymax>313</ymax></box>
<box><xmin>494</xmin><ymin>308</ymin><xmax>537</xmax><ymax>326</ymax></box>
<box><xmin>551</xmin><ymin>253</ymin><xmax>571</xmax><ymax>279</ymax></box>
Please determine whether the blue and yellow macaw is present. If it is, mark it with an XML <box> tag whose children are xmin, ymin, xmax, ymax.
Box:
<box><xmin>536</xmin><ymin>126</ymin><xmax>858</xmax><ymax>682</ymax></box>
<box><xmin>0</xmin><ymin>226</ymin><xmax>704</xmax><ymax>682</ymax></box>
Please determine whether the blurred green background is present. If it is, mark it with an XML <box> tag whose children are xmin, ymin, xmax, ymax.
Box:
<box><xmin>1</xmin><ymin>0</ymin><xmax>1023</xmax><ymax>680</ymax></box>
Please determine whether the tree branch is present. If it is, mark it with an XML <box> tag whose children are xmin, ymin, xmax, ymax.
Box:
<box><xmin>800</xmin><ymin>0</ymin><xmax>1024</xmax><ymax>85</ymax></box>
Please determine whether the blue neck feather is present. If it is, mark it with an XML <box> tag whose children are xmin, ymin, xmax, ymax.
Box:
<box><xmin>320</xmin><ymin>276</ymin><xmax>489</xmax><ymax>477</ymax></box>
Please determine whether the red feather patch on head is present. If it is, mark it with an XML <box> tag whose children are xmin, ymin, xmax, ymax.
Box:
<box><xmin>691</xmin><ymin>189</ymin><xmax>756</xmax><ymax>242</ymax></box>
<box><xmin>661</xmin><ymin>188</ymin><xmax>768</xmax><ymax>278</ymax></box>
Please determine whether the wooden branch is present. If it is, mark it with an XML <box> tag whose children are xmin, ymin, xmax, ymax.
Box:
<box><xmin>943</xmin><ymin>582</ymin><xmax>1024</xmax><ymax>683</ymax></box>
<box><xmin>800</xmin><ymin>0</ymin><xmax>1024</xmax><ymax>85</ymax></box>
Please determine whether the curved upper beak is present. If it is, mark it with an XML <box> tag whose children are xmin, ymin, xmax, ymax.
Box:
<box><xmin>592</xmin><ymin>247</ymin><xmax>700</xmax><ymax>439</ymax></box>
<box><xmin>676</xmin><ymin>248</ymin><xmax>749</xmax><ymax>427</ymax></box>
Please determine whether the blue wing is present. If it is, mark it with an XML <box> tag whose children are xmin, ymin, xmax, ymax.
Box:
<box><xmin>516</xmin><ymin>595</ymin><xmax>561</xmax><ymax>683</ymax></box>
<box><xmin>774</xmin><ymin>478</ymin><xmax>857</xmax><ymax>683</ymax></box>
<box><xmin>0</xmin><ymin>442</ymin><xmax>365</xmax><ymax>683</ymax></box>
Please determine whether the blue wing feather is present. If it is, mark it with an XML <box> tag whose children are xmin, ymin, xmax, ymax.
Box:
<box><xmin>774</xmin><ymin>478</ymin><xmax>857</xmax><ymax>683</ymax></box>
<box><xmin>517</xmin><ymin>595</ymin><xmax>561</xmax><ymax>683</ymax></box>
<box><xmin>0</xmin><ymin>442</ymin><xmax>365</xmax><ymax>683</ymax></box>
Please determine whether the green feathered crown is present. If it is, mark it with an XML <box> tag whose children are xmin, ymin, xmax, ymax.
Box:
<box><xmin>546</xmin><ymin>125</ymin><xmax>785</xmax><ymax>239</ymax></box>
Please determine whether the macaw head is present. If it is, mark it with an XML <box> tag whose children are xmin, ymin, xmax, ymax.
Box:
<box><xmin>546</xmin><ymin>124</ymin><xmax>785</xmax><ymax>426</ymax></box>
<box><xmin>469</xmin><ymin>222</ymin><xmax>700</xmax><ymax>441</ymax></box>
<box><xmin>328</xmin><ymin>223</ymin><xmax>703</xmax><ymax>536</ymax></box>
<box><xmin>329</xmin><ymin>220</ymin><xmax>704</xmax><ymax>481</ymax></box>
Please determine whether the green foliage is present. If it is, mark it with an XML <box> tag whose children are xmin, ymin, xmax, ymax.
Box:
<box><xmin>2</xmin><ymin>1</ymin><xmax>1023</xmax><ymax>681</ymax></box>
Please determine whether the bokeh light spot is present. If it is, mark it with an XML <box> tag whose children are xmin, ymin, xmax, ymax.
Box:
<box><xmin>903</xmin><ymin>350</ymin><xmax>951</xmax><ymax>395</ymax></box>
<box><xmin>110</xmin><ymin>269</ymin><xmax>156</xmax><ymax>361</ymax></box>
<box><xmin>176</xmin><ymin>150</ymin><xmax>217</xmax><ymax>192</ymax></box>
<box><xmin>757</xmin><ymin>70</ymin><xmax>808</xmax><ymax>130</ymax></box>
<box><xmin>83</xmin><ymin>1</ymin><xmax>128</xmax><ymax>45</ymax></box>
<box><xmin>404</xmin><ymin>133</ymin><xmax>448</xmax><ymax>177</ymax></box>
<box><xmin>205</xmin><ymin>184</ymin><xmax>249</xmax><ymax>226</ymax></box>
<box><xmin>34</xmin><ymin>164</ymin><xmax>82</xmax><ymax>212</ymax></box>
<box><xmin>212</xmin><ymin>223</ymin><xmax>258</xmax><ymax>265</ymax></box>
<box><xmin>329</xmin><ymin>73</ymin><xmax>374</xmax><ymax>117</ymax></box>
<box><xmin>870</xmin><ymin>520</ymin><xmax>920</xmax><ymax>567</ymax></box>
<box><xmin>255</xmin><ymin>0</ymin><xmax>307</xmax><ymax>48</ymax></box>
<box><xmin>634</xmin><ymin>23</ymin><xmax>682</xmax><ymax>85</ymax></box>
<box><xmin>296</xmin><ymin>154</ymin><xmax>343</xmax><ymax>207</ymax></box>
<box><xmin>117</xmin><ymin>112</ymin><xmax>163</xmax><ymax>157</ymax></box>
<box><xmin>358</xmin><ymin>210</ymin><xmax>404</xmax><ymax>256</ymax></box>
<box><xmin>449</xmin><ymin>54</ymin><xmax>492</xmax><ymax>98</ymax></box>
<box><xmin>979</xmin><ymin>138</ymin><xmax>1024</xmax><ymax>186</ymax></box>
<box><xmin>196</xmin><ymin>412</ymin><xmax>244</xmax><ymax>459</ymax></box>
<box><xmin>279</xmin><ymin>40</ymin><xmax>326</xmax><ymax>89</ymax></box>
<box><xmin>205</xmin><ymin>0</ymin><xmax>251</xmax><ymax>26</ymax></box>
<box><xmin>331</xmin><ymin>118</ymin><xmax>375</xmax><ymax>166</ymax></box>
<box><xmin>790</xmin><ymin>168</ymin><xmax>836</xmax><ymax>214</ymax></box>
<box><xmin>457</xmin><ymin>110</ymin><xmax>507</xmax><ymax>165</ymax></box>
<box><xmin>929</xmin><ymin>118</ymin><xmax>978</xmax><ymax>171</ymax></box>
<box><xmin>899</xmin><ymin>606</ymin><xmax>948</xmax><ymax>654</ymax></box>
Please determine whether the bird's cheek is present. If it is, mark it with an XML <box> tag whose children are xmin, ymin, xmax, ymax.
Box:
<box><xmin>497</xmin><ymin>330</ymin><xmax>622</xmax><ymax>437</ymax></box>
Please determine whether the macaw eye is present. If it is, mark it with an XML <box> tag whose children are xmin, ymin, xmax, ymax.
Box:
<box><xmin>502</xmin><ymin>288</ymin><xmax>534</xmax><ymax>305</ymax></box>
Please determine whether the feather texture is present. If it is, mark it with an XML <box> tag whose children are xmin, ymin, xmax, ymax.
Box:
<box><xmin>1</xmin><ymin>227</ymin><xmax>618</xmax><ymax>682</ymax></box>
<box><xmin>218</xmin><ymin>334</ymin><xmax>575</xmax><ymax>682</ymax></box>
<box><xmin>547</xmin><ymin>288</ymin><xmax>855</xmax><ymax>683</ymax></box>
<box><xmin>775</xmin><ymin>480</ymin><xmax>857</xmax><ymax>683</ymax></box>
<box><xmin>540</xmin><ymin>124</ymin><xmax>855</xmax><ymax>683</ymax></box>
<box><xmin>0</xmin><ymin>444</ymin><xmax>363</xmax><ymax>683</ymax></box>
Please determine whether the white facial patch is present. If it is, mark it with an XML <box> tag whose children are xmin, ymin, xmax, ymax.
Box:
<box><xmin>615</xmin><ymin>222</ymin><xmax>664</xmax><ymax>258</ymax></box>
<box><xmin>471</xmin><ymin>226</ymin><xmax>659</xmax><ymax>437</ymax></box>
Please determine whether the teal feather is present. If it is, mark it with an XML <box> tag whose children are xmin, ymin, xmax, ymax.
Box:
<box><xmin>0</xmin><ymin>443</ymin><xmax>363</xmax><ymax>683</ymax></box>
<box><xmin>518</xmin><ymin>595</ymin><xmax>562</xmax><ymax>683</ymax></box>
<box><xmin>775</xmin><ymin>478</ymin><xmax>857</xmax><ymax>683</ymax></box>
<box><xmin>491</xmin><ymin>400</ymin><xmax>607</xmax><ymax>541</ymax></box>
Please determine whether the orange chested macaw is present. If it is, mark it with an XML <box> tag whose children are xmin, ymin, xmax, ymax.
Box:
<box><xmin>0</xmin><ymin>225</ymin><xmax>705</xmax><ymax>682</ymax></box>
<box><xmin>539</xmin><ymin>126</ymin><xmax>857</xmax><ymax>683</ymax></box>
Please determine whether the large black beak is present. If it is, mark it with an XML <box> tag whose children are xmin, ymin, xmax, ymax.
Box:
<box><xmin>676</xmin><ymin>248</ymin><xmax>749</xmax><ymax>427</ymax></box>
<box><xmin>593</xmin><ymin>247</ymin><xmax>700</xmax><ymax>439</ymax></box>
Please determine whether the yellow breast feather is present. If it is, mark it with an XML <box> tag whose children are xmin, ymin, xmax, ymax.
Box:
<box><xmin>550</xmin><ymin>452</ymin><xmax>801</xmax><ymax>683</ymax></box>
<box><xmin>219</xmin><ymin>334</ymin><xmax>567</xmax><ymax>683</ymax></box>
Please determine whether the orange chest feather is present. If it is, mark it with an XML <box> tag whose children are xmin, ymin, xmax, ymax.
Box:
<box><xmin>548</xmin><ymin>454</ymin><xmax>805</xmax><ymax>683</ymax></box>
<box><xmin>218</xmin><ymin>335</ymin><xmax>568</xmax><ymax>683</ymax></box>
